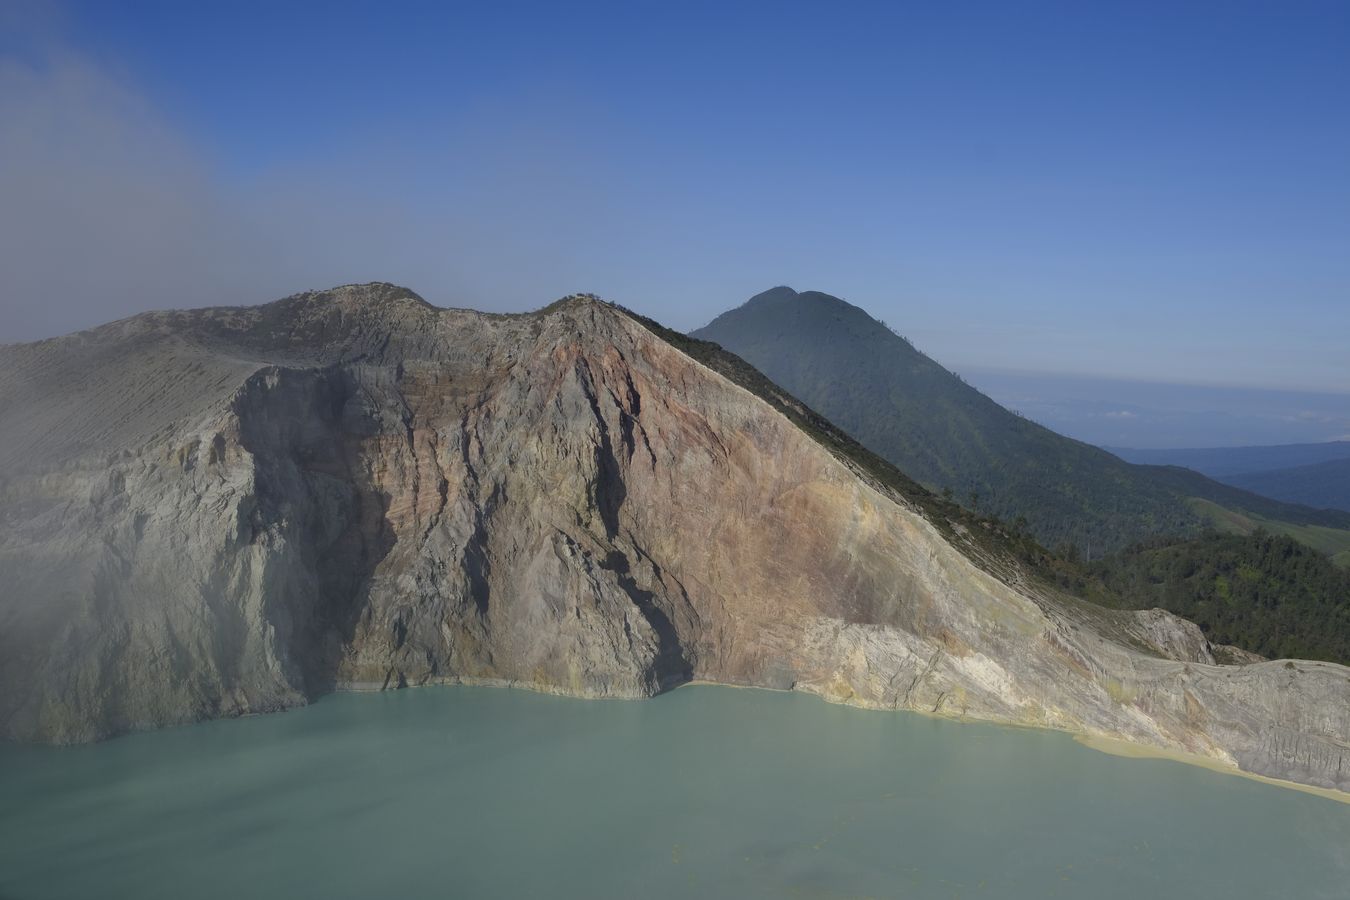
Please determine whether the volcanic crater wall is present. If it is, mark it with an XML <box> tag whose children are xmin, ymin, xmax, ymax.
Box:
<box><xmin>0</xmin><ymin>285</ymin><xmax>1347</xmax><ymax>794</ymax></box>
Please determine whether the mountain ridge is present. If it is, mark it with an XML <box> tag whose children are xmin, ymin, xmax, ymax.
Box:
<box><xmin>1109</xmin><ymin>441</ymin><xmax>1350</xmax><ymax>478</ymax></box>
<box><xmin>691</xmin><ymin>286</ymin><xmax>1350</xmax><ymax>555</ymax></box>
<box><xmin>1108</xmin><ymin>443</ymin><xmax>1350</xmax><ymax>515</ymax></box>
<box><xmin>1</xmin><ymin>284</ymin><xmax>1347</xmax><ymax>794</ymax></box>
<box><xmin>1223</xmin><ymin>456</ymin><xmax>1350</xmax><ymax>513</ymax></box>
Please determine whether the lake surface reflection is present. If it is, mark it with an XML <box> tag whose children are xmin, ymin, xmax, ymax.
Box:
<box><xmin>2</xmin><ymin>684</ymin><xmax>1346</xmax><ymax>899</ymax></box>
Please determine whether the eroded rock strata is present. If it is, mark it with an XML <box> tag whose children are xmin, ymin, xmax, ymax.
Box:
<box><xmin>0</xmin><ymin>284</ymin><xmax>1346</xmax><ymax>792</ymax></box>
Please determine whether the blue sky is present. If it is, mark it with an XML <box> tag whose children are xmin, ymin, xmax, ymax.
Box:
<box><xmin>3</xmin><ymin>0</ymin><xmax>1348</xmax><ymax>394</ymax></box>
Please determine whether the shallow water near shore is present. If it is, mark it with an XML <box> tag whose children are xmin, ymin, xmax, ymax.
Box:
<box><xmin>1</xmin><ymin>684</ymin><xmax>1347</xmax><ymax>899</ymax></box>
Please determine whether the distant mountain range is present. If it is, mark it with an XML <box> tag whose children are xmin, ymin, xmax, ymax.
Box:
<box><xmin>692</xmin><ymin>287</ymin><xmax>1350</xmax><ymax>559</ymax></box>
<box><xmin>1223</xmin><ymin>457</ymin><xmax>1350</xmax><ymax>513</ymax></box>
<box><xmin>1109</xmin><ymin>441</ymin><xmax>1350</xmax><ymax>479</ymax></box>
<box><xmin>1110</xmin><ymin>442</ymin><xmax>1350</xmax><ymax>514</ymax></box>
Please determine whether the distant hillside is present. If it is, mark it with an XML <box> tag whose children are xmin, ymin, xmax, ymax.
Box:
<box><xmin>1109</xmin><ymin>441</ymin><xmax>1350</xmax><ymax>478</ymax></box>
<box><xmin>693</xmin><ymin>287</ymin><xmax>1350</xmax><ymax>558</ymax></box>
<box><xmin>1223</xmin><ymin>456</ymin><xmax>1350</xmax><ymax>514</ymax></box>
<box><xmin>1109</xmin><ymin>442</ymin><xmax>1350</xmax><ymax>514</ymax></box>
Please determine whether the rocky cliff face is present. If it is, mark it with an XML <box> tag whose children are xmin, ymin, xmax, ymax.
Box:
<box><xmin>1</xmin><ymin>284</ymin><xmax>1346</xmax><ymax>792</ymax></box>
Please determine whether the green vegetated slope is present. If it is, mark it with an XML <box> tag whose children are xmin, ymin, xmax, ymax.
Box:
<box><xmin>1186</xmin><ymin>498</ymin><xmax>1350</xmax><ymax>568</ymax></box>
<box><xmin>691</xmin><ymin>287</ymin><xmax>1350</xmax><ymax>558</ymax></box>
<box><xmin>1091</xmin><ymin>531</ymin><xmax>1350</xmax><ymax>664</ymax></box>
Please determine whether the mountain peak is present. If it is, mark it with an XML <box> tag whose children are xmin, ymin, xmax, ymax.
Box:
<box><xmin>535</xmin><ymin>292</ymin><xmax>614</xmax><ymax>315</ymax></box>
<box><xmin>745</xmin><ymin>285</ymin><xmax>799</xmax><ymax>306</ymax></box>
<box><xmin>275</xmin><ymin>282</ymin><xmax>433</xmax><ymax>313</ymax></box>
<box><xmin>736</xmin><ymin>286</ymin><xmax>875</xmax><ymax>320</ymax></box>
<box><xmin>698</xmin><ymin>287</ymin><xmax>899</xmax><ymax>351</ymax></box>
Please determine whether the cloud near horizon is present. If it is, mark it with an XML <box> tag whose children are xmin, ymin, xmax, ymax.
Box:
<box><xmin>0</xmin><ymin>47</ymin><xmax>666</xmax><ymax>342</ymax></box>
<box><xmin>0</xmin><ymin>52</ymin><xmax>287</xmax><ymax>338</ymax></box>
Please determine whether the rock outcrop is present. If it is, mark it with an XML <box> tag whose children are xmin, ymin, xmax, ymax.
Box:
<box><xmin>1</xmin><ymin>284</ymin><xmax>1346</xmax><ymax>792</ymax></box>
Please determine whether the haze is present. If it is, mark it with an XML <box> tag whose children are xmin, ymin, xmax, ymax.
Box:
<box><xmin>3</xmin><ymin>0</ymin><xmax>1348</xmax><ymax>398</ymax></box>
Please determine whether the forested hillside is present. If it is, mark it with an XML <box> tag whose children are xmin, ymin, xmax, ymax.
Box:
<box><xmin>1092</xmin><ymin>532</ymin><xmax>1350</xmax><ymax>665</ymax></box>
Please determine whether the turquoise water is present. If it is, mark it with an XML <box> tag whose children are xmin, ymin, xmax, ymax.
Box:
<box><xmin>1</xmin><ymin>685</ymin><xmax>1347</xmax><ymax>899</ymax></box>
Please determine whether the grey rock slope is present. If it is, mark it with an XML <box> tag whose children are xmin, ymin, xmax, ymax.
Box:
<box><xmin>1</xmin><ymin>284</ymin><xmax>1346</xmax><ymax>793</ymax></box>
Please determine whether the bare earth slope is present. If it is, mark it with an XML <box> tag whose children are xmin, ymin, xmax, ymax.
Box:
<box><xmin>1</xmin><ymin>284</ymin><xmax>1346</xmax><ymax>792</ymax></box>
